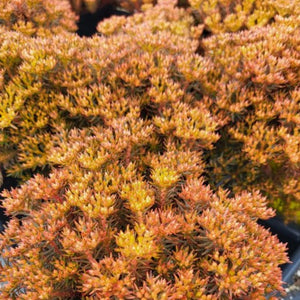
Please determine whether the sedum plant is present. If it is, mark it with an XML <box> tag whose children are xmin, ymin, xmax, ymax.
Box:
<box><xmin>0</xmin><ymin>0</ymin><xmax>295</xmax><ymax>298</ymax></box>
<box><xmin>0</xmin><ymin>0</ymin><xmax>77</xmax><ymax>36</ymax></box>
<box><xmin>97</xmin><ymin>1</ymin><xmax>300</xmax><ymax>222</ymax></box>
<box><xmin>187</xmin><ymin>0</ymin><xmax>300</xmax><ymax>34</ymax></box>
<box><xmin>174</xmin><ymin>16</ymin><xmax>300</xmax><ymax>222</ymax></box>
<box><xmin>0</xmin><ymin>115</ymin><xmax>288</xmax><ymax>299</ymax></box>
<box><xmin>0</xmin><ymin>0</ymin><xmax>200</xmax><ymax>178</ymax></box>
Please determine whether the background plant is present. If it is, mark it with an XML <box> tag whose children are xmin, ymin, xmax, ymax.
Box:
<box><xmin>98</xmin><ymin>2</ymin><xmax>300</xmax><ymax>222</ymax></box>
<box><xmin>0</xmin><ymin>0</ymin><xmax>77</xmax><ymax>36</ymax></box>
<box><xmin>0</xmin><ymin>0</ymin><xmax>200</xmax><ymax>178</ymax></box>
<box><xmin>186</xmin><ymin>0</ymin><xmax>300</xmax><ymax>34</ymax></box>
<box><xmin>174</xmin><ymin>15</ymin><xmax>300</xmax><ymax>222</ymax></box>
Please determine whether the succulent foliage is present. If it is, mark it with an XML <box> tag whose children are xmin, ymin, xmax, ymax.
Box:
<box><xmin>0</xmin><ymin>0</ymin><xmax>297</xmax><ymax>298</ymax></box>
<box><xmin>0</xmin><ymin>0</ymin><xmax>77</xmax><ymax>36</ymax></box>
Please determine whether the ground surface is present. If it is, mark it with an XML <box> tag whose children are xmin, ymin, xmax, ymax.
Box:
<box><xmin>282</xmin><ymin>269</ymin><xmax>300</xmax><ymax>300</ymax></box>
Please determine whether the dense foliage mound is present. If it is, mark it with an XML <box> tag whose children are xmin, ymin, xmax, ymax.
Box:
<box><xmin>0</xmin><ymin>2</ymin><xmax>199</xmax><ymax>177</ymax></box>
<box><xmin>0</xmin><ymin>0</ymin><xmax>298</xmax><ymax>298</ymax></box>
<box><xmin>191</xmin><ymin>18</ymin><xmax>300</xmax><ymax>222</ymax></box>
<box><xmin>0</xmin><ymin>140</ymin><xmax>288</xmax><ymax>298</ymax></box>
<box><xmin>188</xmin><ymin>0</ymin><xmax>300</xmax><ymax>34</ymax></box>
<box><xmin>0</xmin><ymin>0</ymin><xmax>299</xmax><ymax>221</ymax></box>
<box><xmin>0</xmin><ymin>0</ymin><xmax>77</xmax><ymax>36</ymax></box>
<box><xmin>98</xmin><ymin>8</ymin><xmax>300</xmax><ymax>222</ymax></box>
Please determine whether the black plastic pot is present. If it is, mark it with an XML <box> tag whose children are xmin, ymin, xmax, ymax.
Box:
<box><xmin>259</xmin><ymin>216</ymin><xmax>300</xmax><ymax>299</ymax></box>
<box><xmin>282</xmin><ymin>245</ymin><xmax>300</xmax><ymax>284</ymax></box>
<box><xmin>258</xmin><ymin>216</ymin><xmax>300</xmax><ymax>264</ymax></box>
